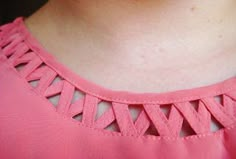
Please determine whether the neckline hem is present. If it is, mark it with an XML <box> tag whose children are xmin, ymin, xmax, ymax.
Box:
<box><xmin>13</xmin><ymin>16</ymin><xmax>236</xmax><ymax>104</ymax></box>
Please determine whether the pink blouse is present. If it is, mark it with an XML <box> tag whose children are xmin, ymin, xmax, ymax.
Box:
<box><xmin>0</xmin><ymin>17</ymin><xmax>236</xmax><ymax>159</ymax></box>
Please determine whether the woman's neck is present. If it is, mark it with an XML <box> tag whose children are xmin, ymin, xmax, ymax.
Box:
<box><xmin>24</xmin><ymin>0</ymin><xmax>236</xmax><ymax>92</ymax></box>
<box><xmin>27</xmin><ymin>0</ymin><xmax>236</xmax><ymax>55</ymax></box>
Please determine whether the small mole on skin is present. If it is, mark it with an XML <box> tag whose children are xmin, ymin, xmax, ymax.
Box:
<box><xmin>218</xmin><ymin>34</ymin><xmax>223</xmax><ymax>39</ymax></box>
<box><xmin>190</xmin><ymin>6</ymin><xmax>196</xmax><ymax>12</ymax></box>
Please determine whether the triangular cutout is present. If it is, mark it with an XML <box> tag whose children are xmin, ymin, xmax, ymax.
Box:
<box><xmin>95</xmin><ymin>101</ymin><xmax>112</xmax><ymax>120</ymax></box>
<box><xmin>72</xmin><ymin>113</ymin><xmax>83</xmax><ymax>122</ymax></box>
<box><xmin>128</xmin><ymin>104</ymin><xmax>143</xmax><ymax>122</ymax></box>
<box><xmin>144</xmin><ymin>122</ymin><xmax>160</xmax><ymax>136</ymax></box>
<box><xmin>214</xmin><ymin>95</ymin><xmax>223</xmax><ymax>105</ymax></box>
<box><xmin>104</xmin><ymin>120</ymin><xmax>120</xmax><ymax>132</ymax></box>
<box><xmin>70</xmin><ymin>89</ymin><xmax>85</xmax><ymax>105</ymax></box>
<box><xmin>50</xmin><ymin>75</ymin><xmax>64</xmax><ymax>85</ymax></box>
<box><xmin>1</xmin><ymin>41</ymin><xmax>12</xmax><ymax>50</ymax></box>
<box><xmin>179</xmin><ymin>119</ymin><xmax>196</xmax><ymax>137</ymax></box>
<box><xmin>160</xmin><ymin>104</ymin><xmax>172</xmax><ymax>118</ymax></box>
<box><xmin>210</xmin><ymin>115</ymin><xmax>224</xmax><ymax>132</ymax></box>
<box><xmin>15</xmin><ymin>62</ymin><xmax>28</xmax><ymax>72</ymax></box>
<box><xmin>189</xmin><ymin>100</ymin><xmax>199</xmax><ymax>111</ymax></box>
<box><xmin>47</xmin><ymin>93</ymin><xmax>61</xmax><ymax>108</ymax></box>
<box><xmin>29</xmin><ymin>79</ymin><xmax>40</xmax><ymax>88</ymax></box>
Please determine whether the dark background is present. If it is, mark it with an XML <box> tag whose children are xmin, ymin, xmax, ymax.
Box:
<box><xmin>0</xmin><ymin>0</ymin><xmax>47</xmax><ymax>25</ymax></box>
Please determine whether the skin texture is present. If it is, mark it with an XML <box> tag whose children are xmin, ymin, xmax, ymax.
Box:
<box><xmin>24</xmin><ymin>0</ymin><xmax>236</xmax><ymax>93</ymax></box>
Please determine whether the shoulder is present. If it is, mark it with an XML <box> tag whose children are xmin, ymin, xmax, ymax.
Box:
<box><xmin>0</xmin><ymin>17</ymin><xmax>27</xmax><ymax>59</ymax></box>
<box><xmin>0</xmin><ymin>17</ymin><xmax>25</xmax><ymax>48</ymax></box>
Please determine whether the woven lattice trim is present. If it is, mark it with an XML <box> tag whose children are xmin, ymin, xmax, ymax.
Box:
<box><xmin>1</xmin><ymin>20</ymin><xmax>236</xmax><ymax>138</ymax></box>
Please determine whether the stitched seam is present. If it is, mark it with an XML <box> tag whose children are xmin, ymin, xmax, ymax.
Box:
<box><xmin>28</xmin><ymin>51</ymin><xmax>236</xmax><ymax>104</ymax></box>
<box><xmin>3</xmin><ymin>61</ymin><xmax>236</xmax><ymax>141</ymax></box>
<box><xmin>15</xmin><ymin>27</ymin><xmax>236</xmax><ymax>104</ymax></box>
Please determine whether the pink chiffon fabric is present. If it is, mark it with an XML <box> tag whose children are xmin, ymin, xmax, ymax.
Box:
<box><xmin>0</xmin><ymin>17</ymin><xmax>236</xmax><ymax>159</ymax></box>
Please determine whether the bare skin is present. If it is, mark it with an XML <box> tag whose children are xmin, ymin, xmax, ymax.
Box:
<box><xmin>24</xmin><ymin>0</ymin><xmax>236</xmax><ymax>93</ymax></box>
